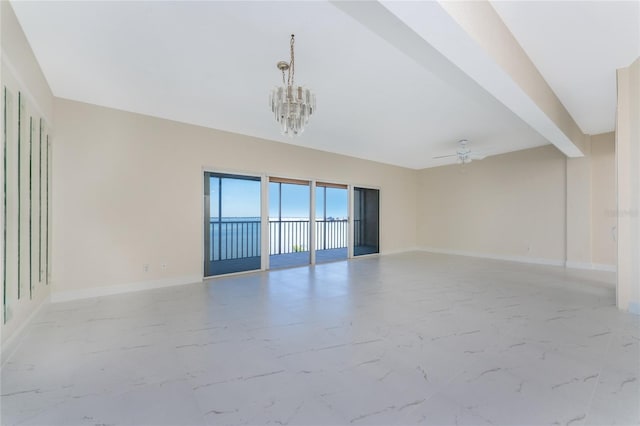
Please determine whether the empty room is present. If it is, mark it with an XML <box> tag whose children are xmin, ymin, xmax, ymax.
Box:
<box><xmin>1</xmin><ymin>1</ymin><xmax>639</xmax><ymax>425</ymax></box>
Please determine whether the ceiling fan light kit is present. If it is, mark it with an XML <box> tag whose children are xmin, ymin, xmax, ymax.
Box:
<box><xmin>456</xmin><ymin>139</ymin><xmax>472</xmax><ymax>164</ymax></box>
<box><xmin>269</xmin><ymin>34</ymin><xmax>316</xmax><ymax>137</ymax></box>
<box><xmin>434</xmin><ymin>139</ymin><xmax>485</xmax><ymax>165</ymax></box>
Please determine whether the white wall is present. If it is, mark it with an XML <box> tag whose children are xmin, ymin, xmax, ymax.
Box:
<box><xmin>0</xmin><ymin>3</ymin><xmax>53</xmax><ymax>122</ymax></box>
<box><xmin>1</xmin><ymin>1</ymin><xmax>53</xmax><ymax>356</ymax></box>
<box><xmin>51</xmin><ymin>98</ymin><xmax>418</xmax><ymax>298</ymax></box>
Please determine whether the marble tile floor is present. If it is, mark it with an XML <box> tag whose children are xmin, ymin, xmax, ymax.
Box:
<box><xmin>1</xmin><ymin>252</ymin><xmax>638</xmax><ymax>426</ymax></box>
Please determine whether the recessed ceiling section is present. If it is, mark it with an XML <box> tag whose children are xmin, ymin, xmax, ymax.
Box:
<box><xmin>12</xmin><ymin>0</ymin><xmax>557</xmax><ymax>169</ymax></box>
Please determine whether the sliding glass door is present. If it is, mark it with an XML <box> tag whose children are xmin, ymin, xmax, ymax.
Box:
<box><xmin>315</xmin><ymin>183</ymin><xmax>348</xmax><ymax>263</ymax></box>
<box><xmin>204</xmin><ymin>173</ymin><xmax>261</xmax><ymax>277</ymax></box>
<box><xmin>203</xmin><ymin>176</ymin><xmax>381</xmax><ymax>276</ymax></box>
<box><xmin>269</xmin><ymin>178</ymin><xmax>310</xmax><ymax>269</ymax></box>
<box><xmin>354</xmin><ymin>187</ymin><xmax>379</xmax><ymax>256</ymax></box>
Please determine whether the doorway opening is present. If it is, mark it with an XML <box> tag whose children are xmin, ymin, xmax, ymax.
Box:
<box><xmin>354</xmin><ymin>187</ymin><xmax>380</xmax><ymax>256</ymax></box>
<box><xmin>204</xmin><ymin>172</ymin><xmax>261</xmax><ymax>277</ymax></box>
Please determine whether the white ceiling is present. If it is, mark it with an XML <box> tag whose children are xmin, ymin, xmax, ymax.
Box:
<box><xmin>10</xmin><ymin>1</ymin><xmax>639</xmax><ymax>169</ymax></box>
<box><xmin>492</xmin><ymin>0</ymin><xmax>640</xmax><ymax>136</ymax></box>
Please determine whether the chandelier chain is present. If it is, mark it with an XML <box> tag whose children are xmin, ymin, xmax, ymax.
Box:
<box><xmin>288</xmin><ymin>34</ymin><xmax>295</xmax><ymax>87</ymax></box>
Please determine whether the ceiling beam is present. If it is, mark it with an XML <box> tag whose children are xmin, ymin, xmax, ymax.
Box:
<box><xmin>331</xmin><ymin>0</ymin><xmax>586</xmax><ymax>157</ymax></box>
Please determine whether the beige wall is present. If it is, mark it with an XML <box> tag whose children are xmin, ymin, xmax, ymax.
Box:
<box><xmin>566</xmin><ymin>132</ymin><xmax>617</xmax><ymax>269</ymax></box>
<box><xmin>418</xmin><ymin>140</ymin><xmax>617</xmax><ymax>269</ymax></box>
<box><xmin>1</xmin><ymin>1</ymin><xmax>53</xmax><ymax>354</ymax></box>
<box><xmin>51</xmin><ymin>98</ymin><xmax>418</xmax><ymax>296</ymax></box>
<box><xmin>418</xmin><ymin>145</ymin><xmax>567</xmax><ymax>263</ymax></box>
<box><xmin>566</xmin><ymin>137</ymin><xmax>592</xmax><ymax>266</ymax></box>
<box><xmin>591</xmin><ymin>133</ymin><xmax>616</xmax><ymax>266</ymax></box>
<box><xmin>616</xmin><ymin>58</ymin><xmax>640</xmax><ymax>313</ymax></box>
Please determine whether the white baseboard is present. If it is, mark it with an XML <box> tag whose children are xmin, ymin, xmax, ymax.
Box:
<box><xmin>381</xmin><ymin>247</ymin><xmax>420</xmax><ymax>256</ymax></box>
<box><xmin>50</xmin><ymin>275</ymin><xmax>203</xmax><ymax>303</ymax></box>
<box><xmin>1</xmin><ymin>294</ymin><xmax>50</xmax><ymax>366</ymax></box>
<box><xmin>419</xmin><ymin>247</ymin><xmax>618</xmax><ymax>272</ymax></box>
<box><xmin>565</xmin><ymin>261</ymin><xmax>617</xmax><ymax>272</ymax></box>
<box><xmin>592</xmin><ymin>263</ymin><xmax>617</xmax><ymax>272</ymax></box>
<box><xmin>419</xmin><ymin>247</ymin><xmax>565</xmax><ymax>267</ymax></box>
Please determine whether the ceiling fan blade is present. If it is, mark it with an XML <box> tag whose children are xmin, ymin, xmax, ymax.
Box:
<box><xmin>470</xmin><ymin>149</ymin><xmax>499</xmax><ymax>160</ymax></box>
<box><xmin>432</xmin><ymin>154</ymin><xmax>457</xmax><ymax>159</ymax></box>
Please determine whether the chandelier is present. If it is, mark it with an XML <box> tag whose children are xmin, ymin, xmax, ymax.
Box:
<box><xmin>269</xmin><ymin>34</ymin><xmax>316</xmax><ymax>137</ymax></box>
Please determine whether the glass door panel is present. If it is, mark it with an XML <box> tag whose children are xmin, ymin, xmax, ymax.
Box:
<box><xmin>354</xmin><ymin>187</ymin><xmax>379</xmax><ymax>256</ymax></box>
<box><xmin>315</xmin><ymin>183</ymin><xmax>348</xmax><ymax>263</ymax></box>
<box><xmin>204</xmin><ymin>173</ymin><xmax>261</xmax><ymax>277</ymax></box>
<box><xmin>269</xmin><ymin>178</ymin><xmax>310</xmax><ymax>269</ymax></box>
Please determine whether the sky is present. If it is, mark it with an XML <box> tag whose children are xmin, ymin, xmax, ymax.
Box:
<box><xmin>209</xmin><ymin>177</ymin><xmax>347</xmax><ymax>219</ymax></box>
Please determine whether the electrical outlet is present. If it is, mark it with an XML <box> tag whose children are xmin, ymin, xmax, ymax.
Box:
<box><xmin>161</xmin><ymin>263</ymin><xmax>167</xmax><ymax>270</ymax></box>
<box><xmin>143</xmin><ymin>264</ymin><xmax>149</xmax><ymax>273</ymax></box>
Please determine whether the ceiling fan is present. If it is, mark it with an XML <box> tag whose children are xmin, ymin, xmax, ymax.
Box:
<box><xmin>433</xmin><ymin>139</ymin><xmax>486</xmax><ymax>164</ymax></box>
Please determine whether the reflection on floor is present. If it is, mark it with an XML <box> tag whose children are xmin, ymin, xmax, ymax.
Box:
<box><xmin>269</xmin><ymin>251</ymin><xmax>310</xmax><ymax>269</ymax></box>
<box><xmin>316</xmin><ymin>247</ymin><xmax>347</xmax><ymax>264</ymax></box>
<box><xmin>354</xmin><ymin>245</ymin><xmax>379</xmax><ymax>256</ymax></box>
<box><xmin>2</xmin><ymin>252</ymin><xmax>638</xmax><ymax>426</ymax></box>
<box><xmin>269</xmin><ymin>248</ymin><xmax>349</xmax><ymax>269</ymax></box>
<box><xmin>207</xmin><ymin>256</ymin><xmax>261</xmax><ymax>276</ymax></box>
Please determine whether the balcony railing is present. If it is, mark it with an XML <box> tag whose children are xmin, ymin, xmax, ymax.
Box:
<box><xmin>315</xmin><ymin>220</ymin><xmax>349</xmax><ymax>251</ymax></box>
<box><xmin>354</xmin><ymin>219</ymin><xmax>362</xmax><ymax>247</ymax></box>
<box><xmin>269</xmin><ymin>220</ymin><xmax>309</xmax><ymax>255</ymax></box>
<box><xmin>210</xmin><ymin>220</ymin><xmax>261</xmax><ymax>261</ymax></box>
<box><xmin>209</xmin><ymin>219</ymin><xmax>349</xmax><ymax>261</ymax></box>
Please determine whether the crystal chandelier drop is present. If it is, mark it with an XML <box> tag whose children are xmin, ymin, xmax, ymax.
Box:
<box><xmin>269</xmin><ymin>34</ymin><xmax>316</xmax><ymax>137</ymax></box>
